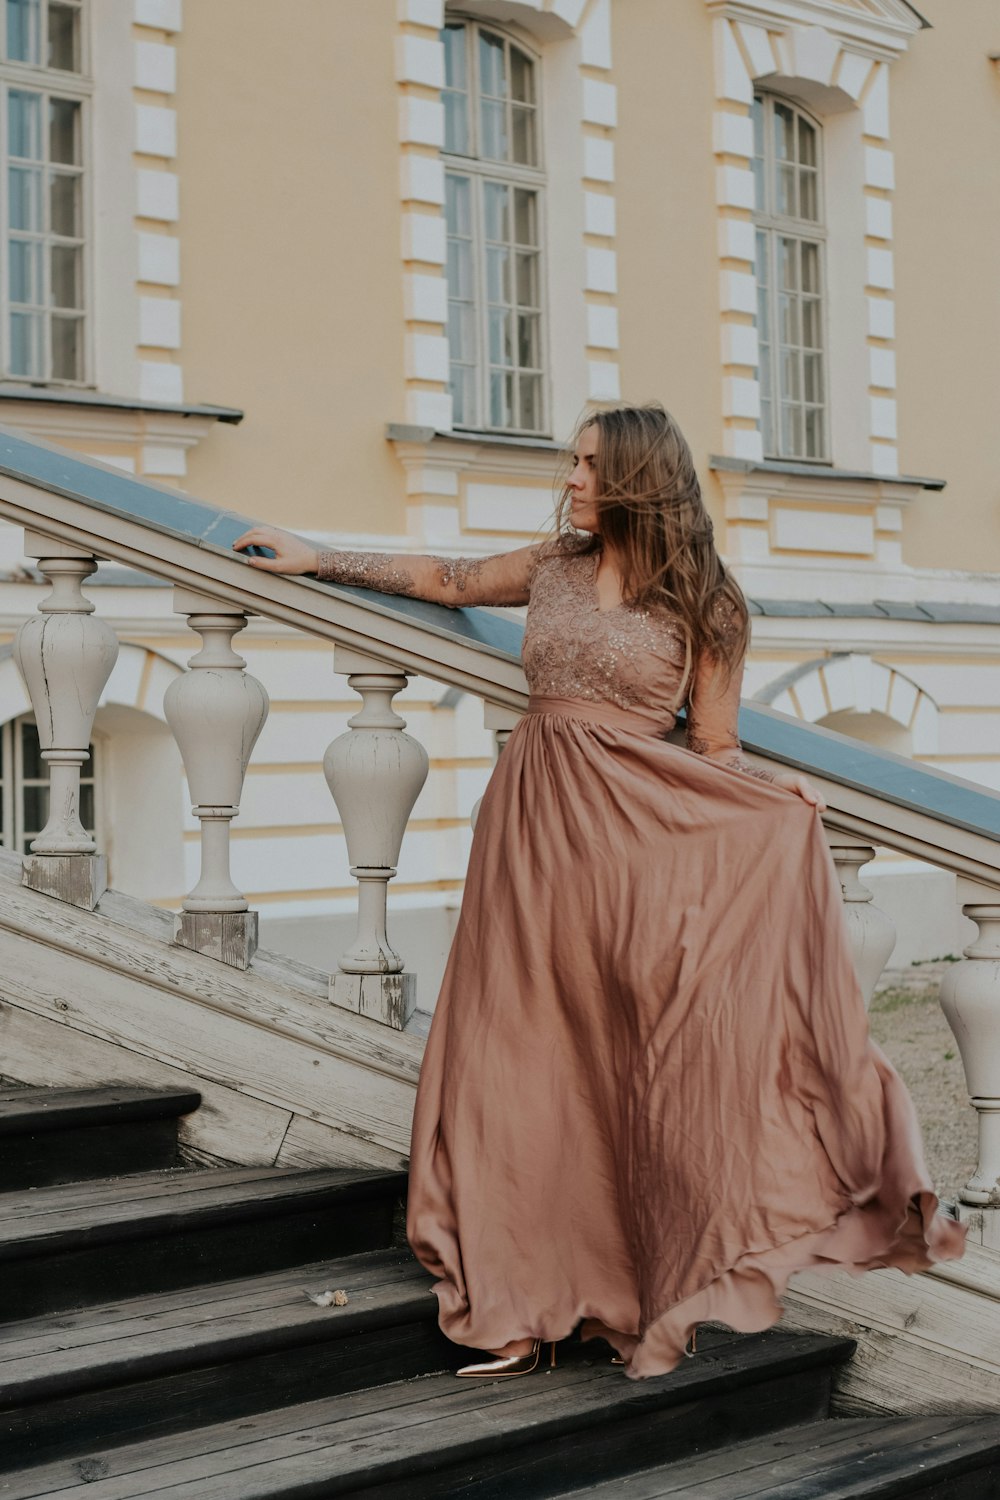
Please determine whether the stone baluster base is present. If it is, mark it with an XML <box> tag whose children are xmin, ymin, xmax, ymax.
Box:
<box><xmin>22</xmin><ymin>852</ymin><xmax>108</xmax><ymax>910</ymax></box>
<box><xmin>174</xmin><ymin>910</ymin><xmax>260</xmax><ymax>970</ymax></box>
<box><xmin>329</xmin><ymin>971</ymin><xmax>418</xmax><ymax>1030</ymax></box>
<box><xmin>939</xmin><ymin>892</ymin><xmax>1000</xmax><ymax>1224</ymax></box>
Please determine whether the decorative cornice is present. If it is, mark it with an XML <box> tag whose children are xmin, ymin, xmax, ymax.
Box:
<box><xmin>704</xmin><ymin>0</ymin><xmax>924</xmax><ymax>60</ymax></box>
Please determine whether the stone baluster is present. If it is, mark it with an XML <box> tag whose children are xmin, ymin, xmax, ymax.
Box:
<box><xmin>163</xmin><ymin>588</ymin><xmax>269</xmax><ymax>969</ymax></box>
<box><xmin>471</xmin><ymin>703</ymin><xmax>522</xmax><ymax>831</ymax></box>
<box><xmin>323</xmin><ymin>647</ymin><xmax>429</xmax><ymax>1028</ymax></box>
<box><xmin>939</xmin><ymin>889</ymin><xmax>1000</xmax><ymax>1234</ymax></box>
<box><xmin>826</xmin><ymin>836</ymin><xmax>897</xmax><ymax>1007</ymax></box>
<box><xmin>13</xmin><ymin>532</ymin><xmax>119</xmax><ymax>910</ymax></box>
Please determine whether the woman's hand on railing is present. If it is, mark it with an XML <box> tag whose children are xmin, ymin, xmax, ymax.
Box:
<box><xmin>232</xmin><ymin>525</ymin><xmax>319</xmax><ymax>575</ymax></box>
<box><xmin>772</xmin><ymin>769</ymin><xmax>827</xmax><ymax>810</ymax></box>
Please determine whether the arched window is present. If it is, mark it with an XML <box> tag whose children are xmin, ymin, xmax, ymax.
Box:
<box><xmin>752</xmin><ymin>94</ymin><xmax>827</xmax><ymax>462</ymax></box>
<box><xmin>442</xmin><ymin>18</ymin><xmax>546</xmax><ymax>434</ymax></box>
<box><xmin>0</xmin><ymin>714</ymin><xmax>98</xmax><ymax>853</ymax></box>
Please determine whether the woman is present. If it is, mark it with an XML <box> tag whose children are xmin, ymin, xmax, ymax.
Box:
<box><xmin>234</xmin><ymin>403</ymin><xmax>965</xmax><ymax>1380</ymax></box>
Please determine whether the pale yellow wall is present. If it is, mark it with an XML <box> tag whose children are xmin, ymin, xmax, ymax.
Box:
<box><xmin>612</xmin><ymin>0</ymin><xmax>724</xmax><ymax>526</ymax></box>
<box><xmin>891</xmin><ymin>0</ymin><xmax>1000</xmax><ymax>571</ymax></box>
<box><xmin>176</xmin><ymin>0</ymin><xmax>407</xmax><ymax>533</ymax></box>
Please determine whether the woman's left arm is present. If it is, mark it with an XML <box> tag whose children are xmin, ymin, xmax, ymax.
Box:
<box><xmin>685</xmin><ymin>647</ymin><xmax>826</xmax><ymax>809</ymax></box>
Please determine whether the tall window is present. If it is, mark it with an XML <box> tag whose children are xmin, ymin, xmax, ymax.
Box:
<box><xmin>2</xmin><ymin>0</ymin><xmax>87</xmax><ymax>383</ymax></box>
<box><xmin>752</xmin><ymin>94</ymin><xmax>827</xmax><ymax>462</ymax></box>
<box><xmin>0</xmin><ymin>715</ymin><xmax>99</xmax><ymax>853</ymax></box>
<box><xmin>442</xmin><ymin>19</ymin><xmax>546</xmax><ymax>434</ymax></box>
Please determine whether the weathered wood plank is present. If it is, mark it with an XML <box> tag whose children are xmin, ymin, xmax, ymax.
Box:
<box><xmin>0</xmin><ymin>1003</ymin><xmax>292</xmax><ymax>1165</ymax></box>
<box><xmin>275</xmin><ymin>1111</ymin><xmax>407</xmax><ymax>1171</ymax></box>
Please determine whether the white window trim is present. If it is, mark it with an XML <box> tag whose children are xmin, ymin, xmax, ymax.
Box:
<box><xmin>442</xmin><ymin>15</ymin><xmax>551</xmax><ymax>439</ymax></box>
<box><xmin>0</xmin><ymin>712</ymin><xmax>103</xmax><ymax>855</ymax></box>
<box><xmin>0</xmin><ymin>0</ymin><xmax>93</xmax><ymax>387</ymax></box>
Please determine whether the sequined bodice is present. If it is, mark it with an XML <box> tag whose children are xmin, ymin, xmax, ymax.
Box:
<box><xmin>523</xmin><ymin>547</ymin><xmax>691</xmax><ymax>727</ymax></box>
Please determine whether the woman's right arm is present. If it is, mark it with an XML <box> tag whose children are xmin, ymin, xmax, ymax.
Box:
<box><xmin>232</xmin><ymin>525</ymin><xmax>540</xmax><ymax>609</ymax></box>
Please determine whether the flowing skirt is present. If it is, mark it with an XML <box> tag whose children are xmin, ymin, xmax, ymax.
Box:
<box><xmin>406</xmin><ymin>696</ymin><xmax>966</xmax><ymax>1378</ymax></box>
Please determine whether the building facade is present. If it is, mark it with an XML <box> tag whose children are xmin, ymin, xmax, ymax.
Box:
<box><xmin>0</xmin><ymin>0</ymin><xmax>997</xmax><ymax>989</ymax></box>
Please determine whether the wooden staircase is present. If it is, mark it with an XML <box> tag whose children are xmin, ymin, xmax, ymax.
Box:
<box><xmin>1</xmin><ymin>1086</ymin><xmax>998</xmax><ymax>1498</ymax></box>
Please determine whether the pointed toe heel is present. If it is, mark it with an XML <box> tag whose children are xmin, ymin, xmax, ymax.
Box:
<box><xmin>456</xmin><ymin>1339</ymin><xmax>557</xmax><ymax>1378</ymax></box>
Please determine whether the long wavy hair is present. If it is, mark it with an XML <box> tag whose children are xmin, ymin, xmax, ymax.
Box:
<box><xmin>553</xmin><ymin>403</ymin><xmax>750</xmax><ymax>683</ymax></box>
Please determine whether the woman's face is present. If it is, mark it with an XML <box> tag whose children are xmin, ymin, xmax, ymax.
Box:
<box><xmin>568</xmin><ymin>424</ymin><xmax>600</xmax><ymax>534</ymax></box>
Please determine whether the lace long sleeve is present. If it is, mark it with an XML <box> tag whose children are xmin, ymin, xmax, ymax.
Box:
<box><xmin>685</xmin><ymin>600</ymin><xmax>776</xmax><ymax>784</ymax></box>
<box><xmin>314</xmin><ymin>544</ymin><xmax>540</xmax><ymax>609</ymax></box>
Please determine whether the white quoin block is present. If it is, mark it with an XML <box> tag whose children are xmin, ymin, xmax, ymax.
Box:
<box><xmin>396</xmin><ymin>0</ymin><xmax>443</xmax><ymax>25</ymax></box>
<box><xmin>584</xmin><ymin>192</ymin><xmax>616</xmax><ymax>237</ymax></box>
<box><xmin>867</xmin><ymin>247</ymin><xmax>894</xmax><ymax>291</ymax></box>
<box><xmin>137</xmin><ymin>231</ymin><xmax>180</xmax><ymax>285</ymax></box>
<box><xmin>867</xmin><ymin>296</ymin><xmax>895</xmax><ymax>339</ymax></box>
<box><xmin>134</xmin><ymin>0</ymin><xmax>181</xmax><ymax>30</ymax></box>
<box><xmin>583</xmin><ymin>79</ymin><xmax>617</xmax><ymax>127</ymax></box>
<box><xmin>865</xmin><ymin>195</ymin><xmax>893</xmax><ymax>241</ymax></box>
<box><xmin>405</xmin><ymin>388</ymin><xmax>452</xmax><ymax>430</ymax></box>
<box><xmin>401</xmin><ymin>212</ymin><xmax>447</xmax><ymax>265</ymax></box>
<box><xmin>139</xmin><ymin>295</ymin><xmax>181</xmax><ymax>349</ymax></box>
<box><xmin>718</xmin><ymin>216</ymin><xmax>756</xmax><ymax>262</ymax></box>
<box><xmin>398</xmin><ymin>96</ymin><xmax>445</xmax><ymax>148</ymax></box>
<box><xmin>863</xmin><ymin>63</ymin><xmax>890</xmax><ymax>140</ymax></box>
<box><xmin>870</xmin><ymin>442</ymin><xmax>899</xmax><ymax>477</ymax></box>
<box><xmin>399</xmin><ymin>153</ymin><xmax>445</xmax><ymax>206</ymax></box>
<box><xmin>723</xmin><ymin>376</ymin><xmax>761</xmax><ymax>419</ymax></box>
<box><xmin>864</xmin><ymin>146</ymin><xmax>895</xmax><ymax>191</ymax></box>
<box><xmin>134</xmin><ymin>40</ymin><xmax>176</xmax><ymax>92</ymax></box>
<box><xmin>720</xmin><ymin>270</ymin><xmax>757</xmax><ymax>314</ymax></box>
<box><xmin>395</xmin><ymin>34</ymin><xmax>444</xmax><ymax>88</ymax></box>
<box><xmin>135</xmin><ymin>104</ymin><xmax>177</xmax><ymax>157</ymax></box>
<box><xmin>870</xmin><ymin>396</ymin><xmax>898</xmax><ymax>440</ymax></box>
<box><xmin>138</xmin><ymin>360</ymin><xmax>183</xmax><ymax>402</ymax></box>
<box><xmin>721</xmin><ymin>322</ymin><xmax>759</xmax><ymax>368</ymax></box>
<box><xmin>837</xmin><ymin>49</ymin><xmax>872</xmax><ymax>102</ymax></box>
<box><xmin>723</xmin><ymin>427</ymin><xmax>764</xmax><ymax>462</ymax></box>
<box><xmin>583</xmin><ymin>136</ymin><xmax>615</xmax><ymax>183</ymax></box>
<box><xmin>580</xmin><ymin>0</ymin><xmax>611</xmax><ymax>70</ymax></box>
<box><xmin>716</xmin><ymin>165</ymin><xmax>755</xmax><ymax>210</ymax></box>
<box><xmin>405</xmin><ymin>333</ymin><xmax>450</xmax><ymax>382</ymax></box>
<box><xmin>714</xmin><ymin>18</ymin><xmax>752</xmax><ymax>104</ymax></box>
<box><xmin>403</xmin><ymin>273</ymin><xmax>447</xmax><ymax>323</ymax></box>
<box><xmin>868</xmin><ymin>346</ymin><xmax>896</xmax><ymax>390</ymax></box>
<box><xmin>585</xmin><ymin>247</ymin><xmax>617</xmax><ymax>294</ymax></box>
<box><xmin>713</xmin><ymin>111</ymin><xmax>754</xmax><ymax>158</ymax></box>
<box><xmin>588</xmin><ymin>361</ymin><xmax>621</xmax><ymax>400</ymax></box>
<box><xmin>587</xmin><ymin>303</ymin><xmax>619</xmax><ymax>349</ymax></box>
<box><xmin>136</xmin><ymin>169</ymin><xmax>179</xmax><ymax>222</ymax></box>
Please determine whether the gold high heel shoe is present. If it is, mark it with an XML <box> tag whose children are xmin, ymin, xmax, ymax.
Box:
<box><xmin>456</xmin><ymin>1339</ymin><xmax>557</xmax><ymax>1378</ymax></box>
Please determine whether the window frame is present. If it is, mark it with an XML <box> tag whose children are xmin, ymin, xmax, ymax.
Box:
<box><xmin>752</xmin><ymin>91</ymin><xmax>830</xmax><ymax>465</ymax></box>
<box><xmin>0</xmin><ymin>0</ymin><xmax>92</xmax><ymax>387</ymax></box>
<box><xmin>442</xmin><ymin>14</ymin><xmax>550</xmax><ymax>439</ymax></box>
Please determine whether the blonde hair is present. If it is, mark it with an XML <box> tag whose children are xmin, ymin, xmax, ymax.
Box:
<box><xmin>554</xmin><ymin>403</ymin><xmax>750</xmax><ymax>682</ymax></box>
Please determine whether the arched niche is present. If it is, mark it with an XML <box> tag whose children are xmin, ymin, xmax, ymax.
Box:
<box><xmin>753</xmin><ymin>652</ymin><xmax>939</xmax><ymax>756</ymax></box>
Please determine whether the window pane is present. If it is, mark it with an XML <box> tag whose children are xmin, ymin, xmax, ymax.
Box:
<box><xmin>488</xmin><ymin>306</ymin><xmax>512</xmax><ymax>365</ymax></box>
<box><xmin>486</xmin><ymin>245</ymin><xmax>509</xmax><ymax>304</ymax></box>
<box><xmin>760</xmin><ymin>398</ymin><xmax>773</xmax><ymax>456</ymax></box>
<box><xmin>779</xmin><ymin>294</ymin><xmax>797</xmax><ymax>347</ymax></box>
<box><xmin>9</xmin><ymin>90</ymin><xmax>42</xmax><ymax>161</ymax></box>
<box><xmin>447</xmin><ymin>302</ymin><xmax>475</xmax><ymax>363</ymax></box>
<box><xmin>803</xmin><ymin>352</ymin><xmax>823</xmax><ymax>404</ymax></box>
<box><xmin>48</xmin><ymin>0</ymin><xmax>79</xmax><ymax>70</ymax></box>
<box><xmin>755</xmin><ymin>229</ymin><xmax>768</xmax><ymax>285</ymax></box>
<box><xmin>450</xmin><ymin>363</ymin><xmax>476</xmax><ymax>427</ymax></box>
<box><xmin>774</xmin><ymin>103</ymin><xmax>794</xmax><ymax>161</ymax></box>
<box><xmin>513</xmin><ymin>188</ymin><xmax>537</xmax><ymax>247</ymax></box>
<box><xmin>445</xmin><ymin>172</ymin><xmax>471</xmax><ymax>237</ymax></box>
<box><xmin>780</xmin><ymin>403</ymin><xmax>802</xmax><ymax>458</ymax></box>
<box><xmin>483</xmin><ymin>181</ymin><xmax>509</xmax><ymax>243</ymax></box>
<box><xmin>517</xmin><ymin>311</ymin><xmax>539</xmax><ymax>369</ymax></box>
<box><xmin>51</xmin><ymin>312</ymin><xmax>82</xmax><ymax>379</ymax></box>
<box><xmin>444</xmin><ymin>91</ymin><xmax>469</xmax><ymax>156</ymax></box>
<box><xmin>800</xmin><ymin>241</ymin><xmax>820</xmax><ymax>294</ymax></box>
<box><xmin>801</xmin><ymin>297</ymin><xmax>821</xmax><ymax>350</ymax></box>
<box><xmin>518</xmin><ymin>373</ymin><xmax>541</xmax><ymax>430</ymax></box>
<box><xmin>478</xmin><ymin>30</ymin><xmax>506</xmax><ymax>98</ymax></box>
<box><xmin>20</xmin><ymin>721</ymin><xmax>44</xmax><ymax>779</ymax></box>
<box><xmin>447</xmin><ymin>238</ymin><xmax>473</xmax><ymax>300</ymax></box>
<box><xmin>6</xmin><ymin>0</ymin><xmax>39</xmax><ymax>64</ymax></box>
<box><xmin>798</xmin><ymin>117</ymin><xmax>817</xmax><ymax>169</ymax></box>
<box><xmin>510</xmin><ymin>47</ymin><xmax>534</xmax><ymax>104</ymax></box>
<box><xmin>9</xmin><ymin>309</ymin><xmax>42</xmax><ymax>375</ymax></box>
<box><xmin>781</xmin><ymin>349</ymin><xmax>801</xmax><ymax>401</ymax></box>
<box><xmin>479</xmin><ymin>98</ymin><xmax>507</xmax><ymax>161</ymax></box>
<box><xmin>9</xmin><ymin>237</ymin><xmax>41</xmax><ymax>304</ymax></box>
<box><xmin>779</xmin><ymin>237</ymin><xmax>798</xmax><ymax>291</ymax></box>
<box><xmin>515</xmin><ymin>251</ymin><xmax>538</xmax><ymax>308</ymax></box>
<box><xmin>777</xmin><ymin>161</ymin><xmax>795</xmax><ymax>218</ymax></box>
<box><xmin>50</xmin><ymin>242</ymin><xmax>80</xmax><ymax>307</ymax></box>
<box><xmin>9</xmin><ymin>166</ymin><xmax>41</xmax><ymax>230</ymax></box>
<box><xmin>443</xmin><ymin>23</ymin><xmax>466</xmax><ymax>89</ymax></box>
<box><xmin>511</xmin><ymin>105</ymin><xmax>535</xmax><ymax>167</ymax></box>
<box><xmin>804</xmin><ymin>406</ymin><xmax>824</xmax><ymax>459</ymax></box>
<box><xmin>22</xmin><ymin>784</ymin><xmax>47</xmax><ymax>842</ymax></box>
<box><xmin>489</xmin><ymin>369</ymin><xmax>513</xmax><ymax>427</ymax></box>
<box><xmin>49</xmin><ymin>98</ymin><xmax>80</xmax><ymax>166</ymax></box>
<box><xmin>751</xmin><ymin>96</ymin><xmax>765</xmax><ymax>212</ymax></box>
<box><xmin>50</xmin><ymin>170</ymin><xmax>80</xmax><ymax>236</ymax></box>
<box><xmin>799</xmin><ymin>168</ymin><xmax>817</xmax><ymax>222</ymax></box>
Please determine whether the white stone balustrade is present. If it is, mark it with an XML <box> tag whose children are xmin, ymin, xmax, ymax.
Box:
<box><xmin>324</xmin><ymin>646</ymin><xmax>429</xmax><ymax>1029</ymax></box>
<box><xmin>826</xmin><ymin>837</ymin><xmax>897</xmax><ymax>1007</ymax></box>
<box><xmin>939</xmin><ymin>892</ymin><xmax>1000</xmax><ymax>1223</ymax></box>
<box><xmin>164</xmin><ymin>588</ymin><xmax>269</xmax><ymax>969</ymax></box>
<box><xmin>13</xmin><ymin>533</ymin><xmax>119</xmax><ymax>909</ymax></box>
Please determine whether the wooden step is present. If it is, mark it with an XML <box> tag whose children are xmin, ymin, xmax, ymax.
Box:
<box><xmin>0</xmin><ymin>1246</ymin><xmax>455</xmax><ymax>1471</ymax></box>
<box><xmin>554</xmin><ymin>1413</ymin><xmax>1000</xmax><ymax>1498</ymax></box>
<box><xmin>0</xmin><ymin>1165</ymin><xmax>407</xmax><ymax>1321</ymax></box>
<box><xmin>0</xmin><ymin>1085</ymin><xmax>202</xmax><ymax>1190</ymax></box>
<box><xmin>0</xmin><ymin>1329</ymin><xmax>856</xmax><ymax>1499</ymax></box>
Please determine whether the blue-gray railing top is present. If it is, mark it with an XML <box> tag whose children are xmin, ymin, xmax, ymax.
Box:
<box><xmin>0</xmin><ymin>425</ymin><xmax>997</xmax><ymax>843</ymax></box>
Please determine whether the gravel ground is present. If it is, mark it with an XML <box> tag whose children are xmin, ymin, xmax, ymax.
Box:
<box><xmin>869</xmin><ymin>958</ymin><xmax>976</xmax><ymax>1203</ymax></box>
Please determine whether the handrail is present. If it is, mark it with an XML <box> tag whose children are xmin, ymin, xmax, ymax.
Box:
<box><xmin>0</xmin><ymin>427</ymin><xmax>998</xmax><ymax>888</ymax></box>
